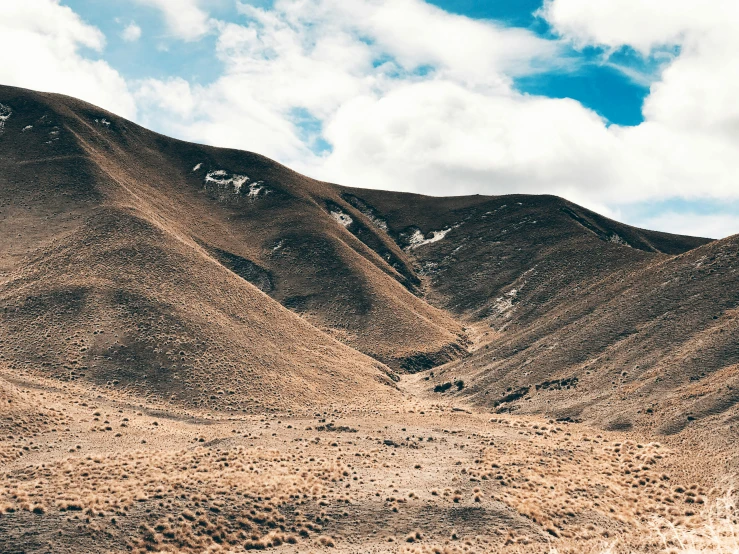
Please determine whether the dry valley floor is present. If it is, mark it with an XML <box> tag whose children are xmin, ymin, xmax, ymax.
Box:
<box><xmin>1</xmin><ymin>368</ymin><xmax>736</xmax><ymax>554</ymax></box>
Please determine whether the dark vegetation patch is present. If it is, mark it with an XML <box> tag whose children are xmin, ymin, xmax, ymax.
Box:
<box><xmin>493</xmin><ymin>387</ymin><xmax>531</xmax><ymax>408</ymax></box>
<box><xmin>433</xmin><ymin>380</ymin><xmax>464</xmax><ymax>393</ymax></box>
<box><xmin>399</xmin><ymin>343</ymin><xmax>467</xmax><ymax>373</ymax></box>
<box><xmin>535</xmin><ymin>377</ymin><xmax>578</xmax><ymax>391</ymax></box>
<box><xmin>199</xmin><ymin>243</ymin><xmax>274</xmax><ymax>293</ymax></box>
<box><xmin>315</xmin><ymin>423</ymin><xmax>358</xmax><ymax>433</ymax></box>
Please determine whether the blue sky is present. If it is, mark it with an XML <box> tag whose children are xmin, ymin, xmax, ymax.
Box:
<box><xmin>67</xmin><ymin>0</ymin><xmax>650</xmax><ymax>127</ymax></box>
<box><xmin>3</xmin><ymin>0</ymin><xmax>738</xmax><ymax>238</ymax></box>
<box><xmin>64</xmin><ymin>0</ymin><xmax>230</xmax><ymax>84</ymax></box>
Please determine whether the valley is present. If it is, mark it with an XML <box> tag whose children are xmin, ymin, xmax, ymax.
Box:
<box><xmin>2</xmin><ymin>367</ymin><xmax>736</xmax><ymax>554</ymax></box>
<box><xmin>0</xmin><ymin>84</ymin><xmax>737</xmax><ymax>553</ymax></box>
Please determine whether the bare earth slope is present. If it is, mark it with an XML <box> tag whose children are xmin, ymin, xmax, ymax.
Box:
<box><xmin>2</xmin><ymin>84</ymin><xmax>734</xmax><ymax>428</ymax></box>
<box><xmin>0</xmin><ymin>85</ymin><xmax>406</xmax><ymax>411</ymax></box>
<box><xmin>431</xmin><ymin>233</ymin><xmax>739</xmax><ymax>436</ymax></box>
<box><xmin>3</xmin><ymin>85</ymin><xmax>739</xmax><ymax>554</ymax></box>
<box><xmin>333</xmin><ymin>188</ymin><xmax>738</xmax><ymax>439</ymax></box>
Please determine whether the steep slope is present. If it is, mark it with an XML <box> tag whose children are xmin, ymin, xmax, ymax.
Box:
<box><xmin>429</xmin><ymin>233</ymin><xmax>739</xmax><ymax>435</ymax></box>
<box><xmin>0</xmin><ymin>85</ymin><xmax>464</xmax><ymax>380</ymax></box>
<box><xmin>336</xmin><ymin>188</ymin><xmax>710</xmax><ymax>323</ymax></box>
<box><xmin>0</xmin><ymin>86</ymin><xmax>410</xmax><ymax>410</ymax></box>
<box><xmin>330</xmin><ymin>188</ymin><xmax>738</xmax><ymax>436</ymax></box>
<box><xmin>0</xmin><ymin>206</ymin><xmax>400</xmax><ymax>411</ymax></box>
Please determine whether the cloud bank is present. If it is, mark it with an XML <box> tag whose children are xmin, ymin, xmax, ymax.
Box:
<box><xmin>1</xmin><ymin>0</ymin><xmax>738</xmax><ymax>238</ymax></box>
<box><xmin>0</xmin><ymin>0</ymin><xmax>136</xmax><ymax>119</ymax></box>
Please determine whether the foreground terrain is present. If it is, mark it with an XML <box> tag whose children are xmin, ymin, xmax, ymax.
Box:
<box><xmin>2</xmin><ymin>367</ymin><xmax>738</xmax><ymax>553</ymax></box>
<box><xmin>1</xmin><ymin>85</ymin><xmax>738</xmax><ymax>552</ymax></box>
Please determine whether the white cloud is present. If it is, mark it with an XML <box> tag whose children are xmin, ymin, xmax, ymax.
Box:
<box><xmin>540</xmin><ymin>0</ymin><xmax>739</xmax><ymax>139</ymax></box>
<box><xmin>134</xmin><ymin>76</ymin><xmax>312</xmax><ymax>164</ymax></box>
<box><xmin>313</xmin><ymin>81</ymin><xmax>618</xmax><ymax>198</ymax></box>
<box><xmin>536</xmin><ymin>0</ymin><xmax>739</xmax><ymax>212</ymax></box>
<box><xmin>0</xmin><ymin>0</ymin><xmax>136</xmax><ymax>119</ymax></box>
<box><xmin>260</xmin><ymin>0</ymin><xmax>562</xmax><ymax>89</ymax></box>
<box><xmin>122</xmin><ymin>22</ymin><xmax>142</xmax><ymax>42</ymax></box>
<box><xmin>8</xmin><ymin>0</ymin><xmax>736</xmax><ymax>238</ymax></box>
<box><xmin>539</xmin><ymin>0</ymin><xmax>738</xmax><ymax>54</ymax></box>
<box><xmin>132</xmin><ymin>0</ymin><xmax>211</xmax><ymax>41</ymax></box>
<box><xmin>126</xmin><ymin>0</ymin><xmax>739</xmax><ymax>239</ymax></box>
<box><xmin>134</xmin><ymin>0</ymin><xmax>561</xmax><ymax>165</ymax></box>
<box><xmin>631</xmin><ymin>212</ymin><xmax>739</xmax><ymax>240</ymax></box>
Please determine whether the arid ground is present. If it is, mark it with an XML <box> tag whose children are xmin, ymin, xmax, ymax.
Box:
<box><xmin>1</xmin><ymin>85</ymin><xmax>738</xmax><ymax>553</ymax></box>
<box><xmin>2</xmin><ymin>365</ymin><xmax>738</xmax><ymax>553</ymax></box>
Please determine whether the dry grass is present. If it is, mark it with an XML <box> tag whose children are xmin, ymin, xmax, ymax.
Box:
<box><xmin>1</xmin><ymin>373</ymin><xmax>736</xmax><ymax>553</ymax></box>
<box><xmin>0</xmin><ymin>376</ymin><xmax>71</xmax><ymax>463</ymax></box>
<box><xmin>0</xmin><ymin>445</ymin><xmax>346</xmax><ymax>553</ymax></box>
<box><xmin>649</xmin><ymin>491</ymin><xmax>739</xmax><ymax>553</ymax></box>
<box><xmin>470</xmin><ymin>419</ymin><xmax>710</xmax><ymax>540</ymax></box>
<box><xmin>401</xmin><ymin>492</ymin><xmax>739</xmax><ymax>554</ymax></box>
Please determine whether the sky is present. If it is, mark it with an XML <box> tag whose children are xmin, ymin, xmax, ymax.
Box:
<box><xmin>1</xmin><ymin>1</ymin><xmax>739</xmax><ymax>239</ymax></box>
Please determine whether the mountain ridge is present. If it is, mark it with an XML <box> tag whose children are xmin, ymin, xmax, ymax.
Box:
<box><xmin>3</xmin><ymin>84</ymin><xmax>735</xmax><ymax>436</ymax></box>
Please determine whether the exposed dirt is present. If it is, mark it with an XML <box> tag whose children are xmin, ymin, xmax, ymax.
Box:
<box><xmin>1</xmin><ymin>369</ymin><xmax>735</xmax><ymax>553</ymax></box>
<box><xmin>1</xmin><ymin>85</ymin><xmax>738</xmax><ymax>552</ymax></box>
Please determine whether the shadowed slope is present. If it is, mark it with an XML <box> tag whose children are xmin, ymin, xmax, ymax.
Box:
<box><xmin>334</xmin><ymin>189</ymin><xmax>710</xmax><ymax>321</ymax></box>
<box><xmin>430</xmin><ymin>233</ymin><xmax>739</xmax><ymax>435</ymax></box>
<box><xmin>327</xmin><ymin>188</ymin><xmax>739</xmax><ymax>436</ymax></box>
<box><xmin>0</xmin><ymin>208</ymin><xmax>398</xmax><ymax>411</ymax></box>
<box><xmin>0</xmin><ymin>85</ymin><xmax>465</xmax><ymax>373</ymax></box>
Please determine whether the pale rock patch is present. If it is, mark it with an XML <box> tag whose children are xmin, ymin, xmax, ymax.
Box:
<box><xmin>609</xmin><ymin>233</ymin><xmax>631</xmax><ymax>247</ymax></box>
<box><xmin>407</xmin><ymin>228</ymin><xmax>452</xmax><ymax>250</ymax></box>
<box><xmin>0</xmin><ymin>103</ymin><xmax>11</xmax><ymax>133</ymax></box>
<box><xmin>330</xmin><ymin>209</ymin><xmax>353</xmax><ymax>227</ymax></box>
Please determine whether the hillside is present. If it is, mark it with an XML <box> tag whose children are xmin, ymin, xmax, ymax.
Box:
<box><xmin>2</xmin><ymin>84</ymin><xmax>734</xmax><ymax>432</ymax></box>
<box><xmin>429</xmin><ymin>232</ymin><xmax>739</xmax><ymax>436</ymax></box>
<box><xmin>3</xmin><ymin>84</ymin><xmax>739</xmax><ymax>554</ymax></box>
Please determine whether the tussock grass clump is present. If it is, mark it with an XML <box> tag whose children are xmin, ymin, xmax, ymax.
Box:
<box><xmin>0</xmin><ymin>377</ymin><xmax>71</xmax><ymax>463</ymax></box>
<box><xmin>473</xmin><ymin>438</ymin><xmax>690</xmax><ymax>540</ymax></box>
<box><xmin>651</xmin><ymin>490</ymin><xmax>739</xmax><ymax>553</ymax></box>
<box><xmin>0</xmin><ymin>446</ymin><xmax>347</xmax><ymax>553</ymax></box>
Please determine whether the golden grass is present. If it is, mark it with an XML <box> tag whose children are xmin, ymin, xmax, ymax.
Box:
<box><xmin>649</xmin><ymin>490</ymin><xmax>739</xmax><ymax>554</ymax></box>
<box><xmin>401</xmin><ymin>493</ymin><xmax>739</xmax><ymax>554</ymax></box>
<box><xmin>1</xmin><ymin>377</ymin><xmax>736</xmax><ymax>553</ymax></box>
<box><xmin>0</xmin><ymin>446</ymin><xmax>346</xmax><ymax>553</ymax></box>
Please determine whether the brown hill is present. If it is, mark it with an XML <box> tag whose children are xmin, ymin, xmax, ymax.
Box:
<box><xmin>428</xmin><ymin>233</ymin><xmax>739</xmax><ymax>435</ymax></box>
<box><xmin>0</xmin><ymin>85</ymin><xmax>416</xmax><ymax>411</ymax></box>
<box><xmin>0</xmin><ymin>207</ymin><xmax>402</xmax><ymax>412</ymax></box>
<box><xmin>3</xmin><ymin>84</ymin><xmax>735</xmax><ymax>431</ymax></box>
<box><xmin>329</xmin><ymin>188</ymin><xmax>739</xmax><ymax>436</ymax></box>
<box><xmin>0</xmin><ymin>85</ymin><xmax>464</xmax><ymax>377</ymax></box>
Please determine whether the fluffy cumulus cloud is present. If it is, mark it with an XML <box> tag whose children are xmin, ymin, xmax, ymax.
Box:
<box><xmin>132</xmin><ymin>0</ymin><xmax>212</xmax><ymax>41</ymax></box>
<box><xmin>541</xmin><ymin>0</ymin><xmax>739</xmax><ymax>146</ymax></box>
<box><xmin>129</xmin><ymin>0</ymin><xmax>739</xmax><ymax>240</ymax></box>
<box><xmin>318</xmin><ymin>83</ymin><xmax>617</xmax><ymax>197</ymax></box>
<box><xmin>0</xmin><ymin>0</ymin><xmax>136</xmax><ymax>119</ymax></box>
<box><xmin>539</xmin><ymin>0</ymin><xmax>738</xmax><ymax>53</ymax></box>
<box><xmin>122</xmin><ymin>22</ymin><xmax>142</xmax><ymax>42</ymax></box>
<box><xmin>2</xmin><ymin>0</ymin><xmax>737</xmax><ymax>238</ymax></box>
<box><xmin>538</xmin><ymin>0</ymin><xmax>739</xmax><ymax>234</ymax></box>
<box><xmin>134</xmin><ymin>0</ymin><xmax>564</xmax><ymax>175</ymax></box>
